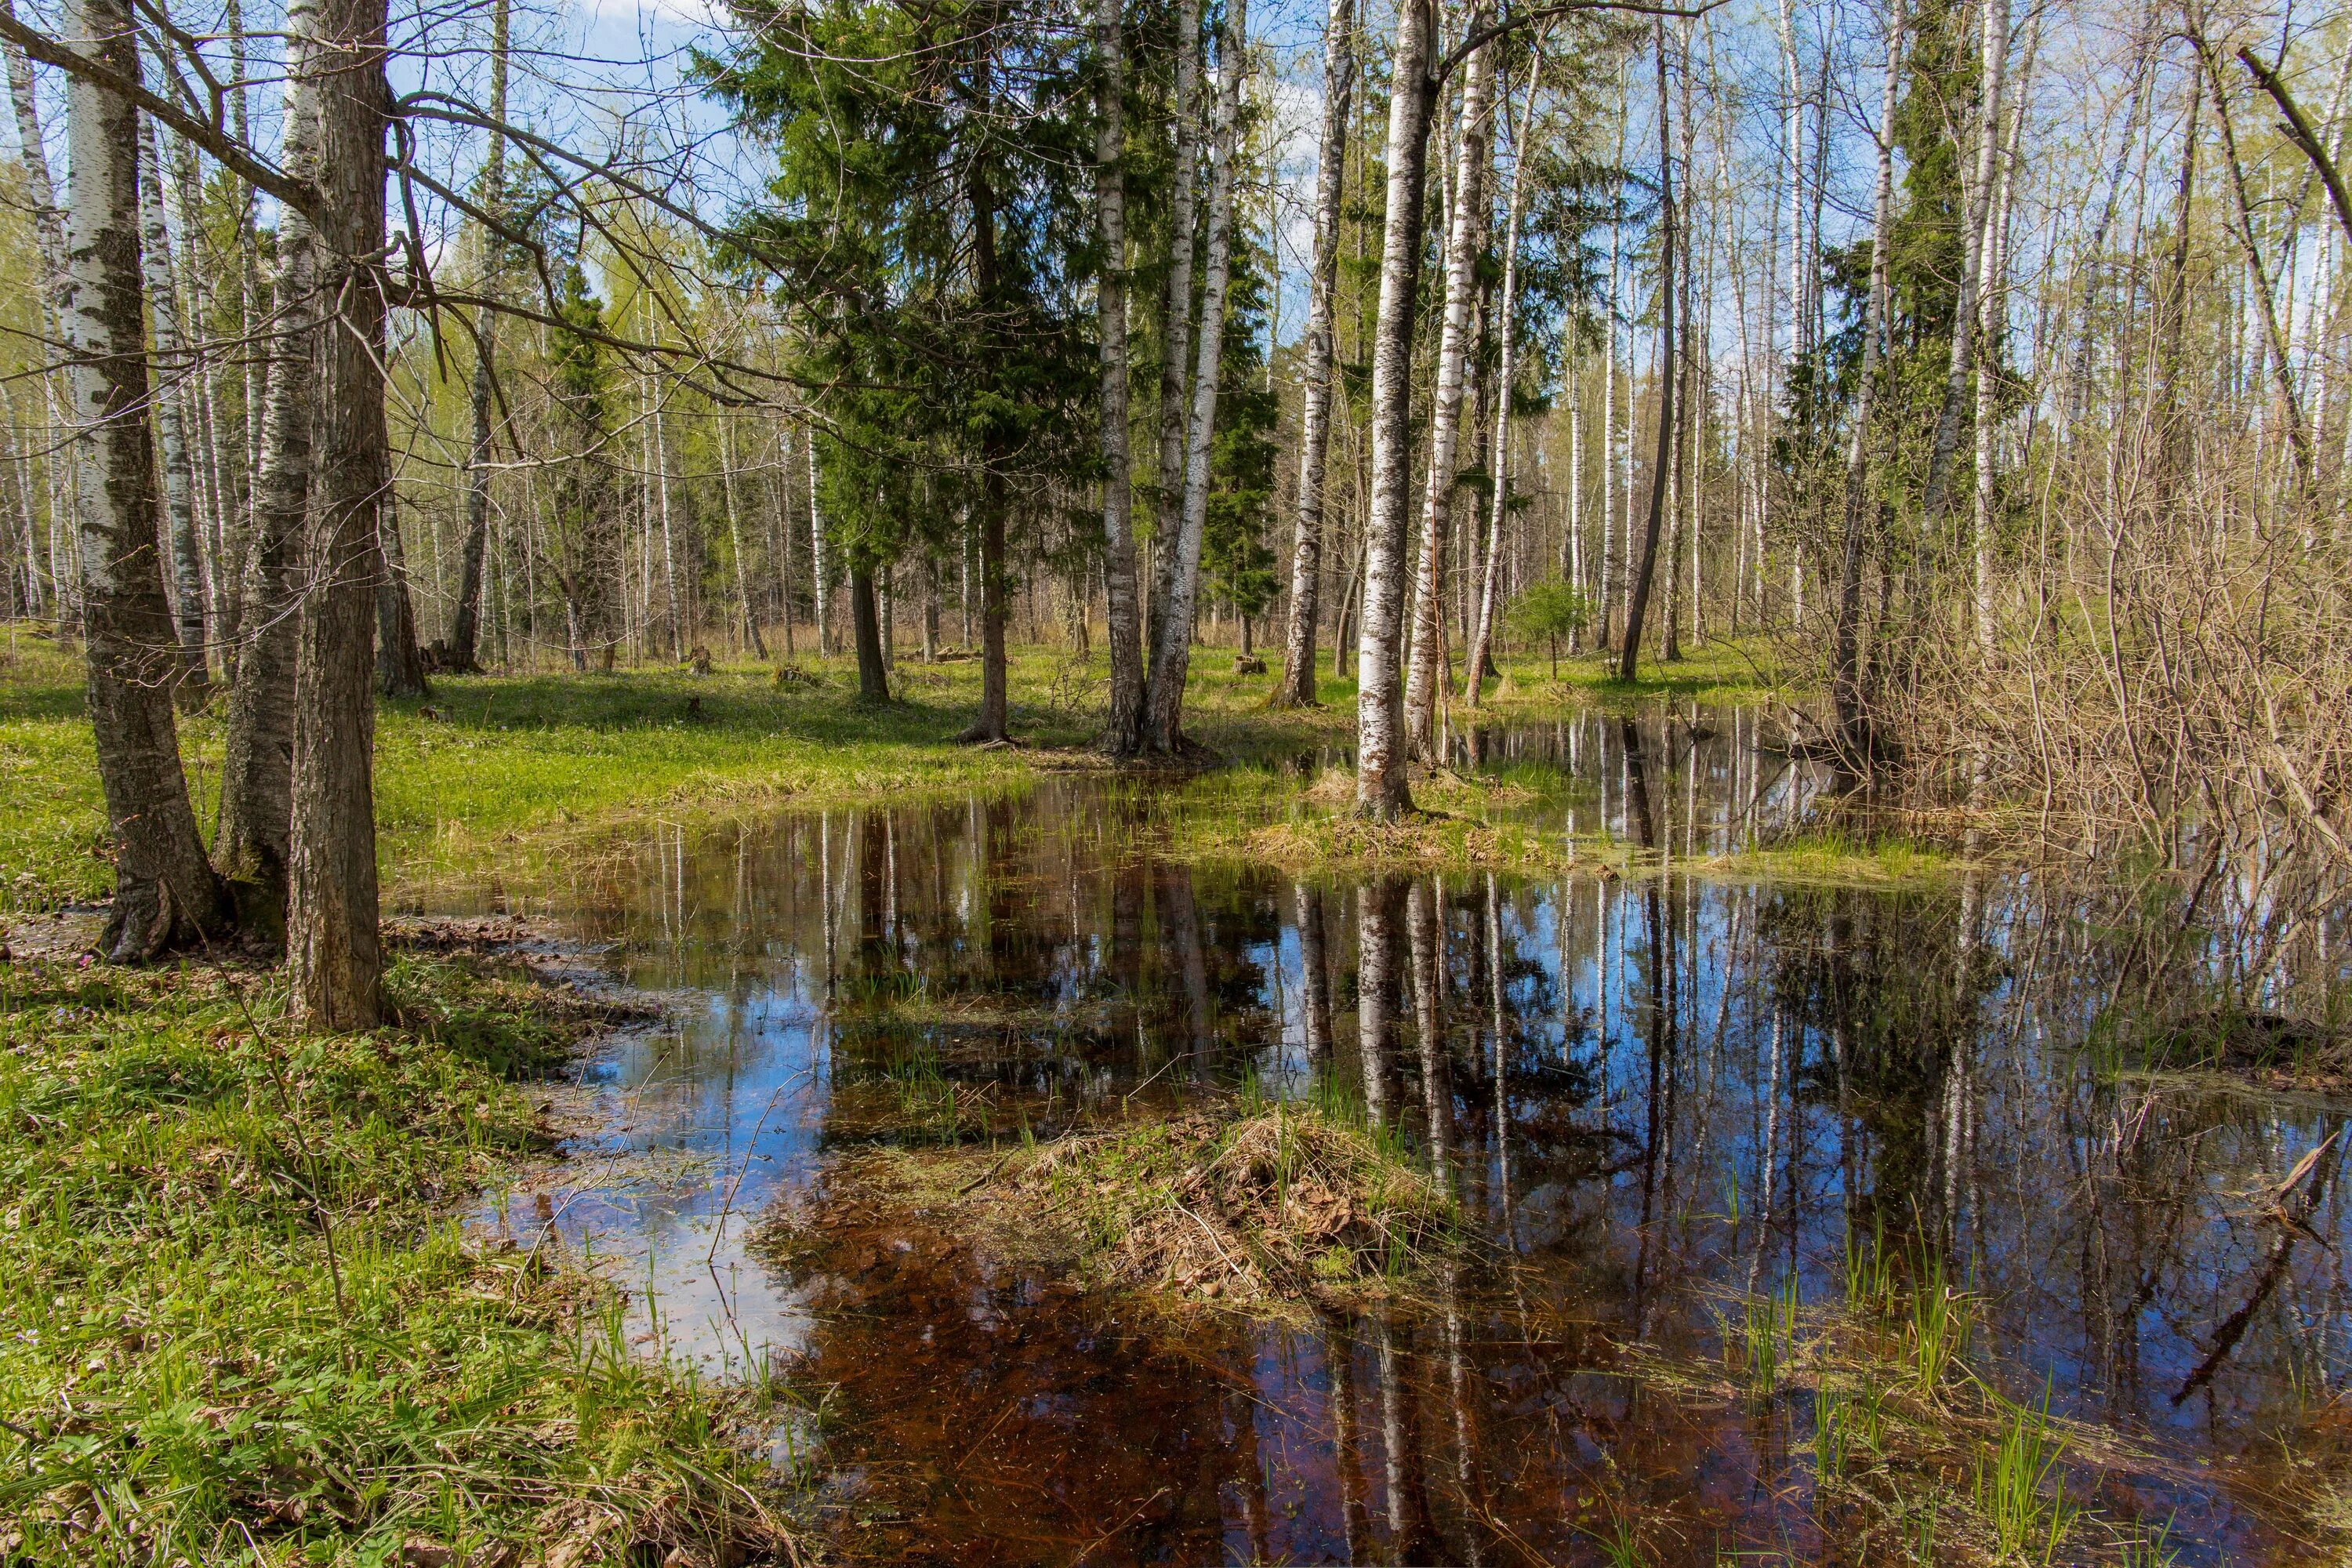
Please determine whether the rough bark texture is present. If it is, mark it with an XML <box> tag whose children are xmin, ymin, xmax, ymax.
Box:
<box><xmin>849</xmin><ymin>563</ymin><xmax>889</xmax><ymax>702</ymax></box>
<box><xmin>1618</xmin><ymin>25</ymin><xmax>1676</xmax><ymax>681</ymax></box>
<box><xmin>214</xmin><ymin>50</ymin><xmax>316</xmax><ymax>920</ymax></box>
<box><xmin>1141</xmin><ymin>0</ymin><xmax>1247</xmax><ymax>755</ymax></box>
<box><xmin>1094</xmin><ymin>0</ymin><xmax>1144</xmax><ymax>750</ymax></box>
<box><xmin>61</xmin><ymin>0</ymin><xmax>228</xmax><ymax>960</ymax></box>
<box><xmin>1354</xmin><ymin>0</ymin><xmax>1440</xmax><ymax>819</ymax></box>
<box><xmin>1278</xmin><ymin>0</ymin><xmax>1353</xmax><ymax>709</ymax></box>
<box><xmin>1404</xmin><ymin>38</ymin><xmax>1494</xmax><ymax>758</ymax></box>
<box><xmin>285</xmin><ymin>0</ymin><xmax>387</xmax><ymax>1030</ymax></box>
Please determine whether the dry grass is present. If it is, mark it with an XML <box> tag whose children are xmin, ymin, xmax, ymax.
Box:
<box><xmin>758</xmin><ymin>1098</ymin><xmax>1464</xmax><ymax>1321</ymax></box>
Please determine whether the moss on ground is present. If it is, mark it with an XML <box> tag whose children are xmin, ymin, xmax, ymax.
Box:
<box><xmin>0</xmin><ymin>942</ymin><xmax>798</xmax><ymax>1566</ymax></box>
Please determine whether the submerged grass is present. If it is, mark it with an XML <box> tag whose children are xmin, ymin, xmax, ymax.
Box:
<box><xmin>760</xmin><ymin>1091</ymin><xmax>1462</xmax><ymax>1319</ymax></box>
<box><xmin>1661</xmin><ymin>1244</ymin><xmax>2226</xmax><ymax>1566</ymax></box>
<box><xmin>0</xmin><ymin>946</ymin><xmax>797</xmax><ymax>1566</ymax></box>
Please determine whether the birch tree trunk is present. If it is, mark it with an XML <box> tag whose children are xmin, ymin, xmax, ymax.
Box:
<box><xmin>721</xmin><ymin>416</ymin><xmax>764</xmax><ymax>656</ymax></box>
<box><xmin>808</xmin><ymin>431</ymin><xmax>829</xmax><ymax>654</ymax></box>
<box><xmin>1403</xmin><ymin>37</ymin><xmax>1494</xmax><ymax>758</ymax></box>
<box><xmin>1832</xmin><ymin>0</ymin><xmax>1905</xmax><ymax>760</ymax></box>
<box><xmin>1466</xmin><ymin>45</ymin><xmax>1542</xmax><ymax>709</ymax></box>
<box><xmin>1096</xmin><ymin>0</ymin><xmax>1145</xmax><ymax>749</ymax></box>
<box><xmin>1972</xmin><ymin>7</ymin><xmax>2038</xmax><ymax>659</ymax></box>
<box><xmin>60</xmin><ymin>0</ymin><xmax>229</xmax><ymax>959</ymax></box>
<box><xmin>1278</xmin><ymin>0</ymin><xmax>1353</xmax><ymax>708</ymax></box>
<box><xmin>135</xmin><ymin>111</ymin><xmax>209</xmax><ymax>706</ymax></box>
<box><xmin>2204</xmin><ymin>30</ymin><xmax>2316</xmax><ymax>492</ymax></box>
<box><xmin>1354</xmin><ymin>0</ymin><xmax>1441</xmax><ymax>818</ymax></box>
<box><xmin>1141</xmin><ymin>0</ymin><xmax>1248</xmax><ymax>754</ymax></box>
<box><xmin>448</xmin><ymin>0</ymin><xmax>507</xmax><ymax>671</ymax></box>
<box><xmin>1919</xmin><ymin>0</ymin><xmax>2009</xmax><ymax>532</ymax></box>
<box><xmin>1150</xmin><ymin>0</ymin><xmax>1205</xmax><ymax>624</ymax></box>
<box><xmin>215</xmin><ymin>33</ymin><xmax>317</xmax><ymax>919</ymax></box>
<box><xmin>286</xmin><ymin>0</ymin><xmax>390</xmax><ymax>1029</ymax></box>
<box><xmin>1618</xmin><ymin>22</ymin><xmax>1676</xmax><ymax>681</ymax></box>
<box><xmin>6</xmin><ymin>0</ymin><xmax>69</xmax><ymax>627</ymax></box>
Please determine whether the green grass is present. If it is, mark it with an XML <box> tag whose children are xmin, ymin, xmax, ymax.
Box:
<box><xmin>1696</xmin><ymin>828</ymin><xmax>1965</xmax><ymax>889</ymax></box>
<box><xmin>0</xmin><ymin>633</ymin><xmax>1367</xmax><ymax>913</ymax></box>
<box><xmin>1473</xmin><ymin>637</ymin><xmax>1786</xmax><ymax>712</ymax></box>
<box><xmin>0</xmin><ymin>949</ymin><xmax>797</xmax><ymax>1565</ymax></box>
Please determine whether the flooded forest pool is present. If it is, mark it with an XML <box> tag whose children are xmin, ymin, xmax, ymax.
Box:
<box><xmin>448</xmin><ymin>706</ymin><xmax>2352</xmax><ymax>1566</ymax></box>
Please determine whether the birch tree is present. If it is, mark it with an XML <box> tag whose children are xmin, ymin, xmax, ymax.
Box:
<box><xmin>1465</xmin><ymin>35</ymin><xmax>1545</xmax><ymax>709</ymax></box>
<box><xmin>1096</xmin><ymin>0</ymin><xmax>1144</xmax><ymax>746</ymax></box>
<box><xmin>1140</xmin><ymin>0</ymin><xmax>1249</xmax><ymax>754</ymax></box>
<box><xmin>1354</xmin><ymin>0</ymin><xmax>1443</xmax><ymax>818</ymax></box>
<box><xmin>1403</xmin><ymin>35</ymin><xmax>1494</xmax><ymax>758</ymax></box>
<box><xmin>447</xmin><ymin>0</ymin><xmax>509</xmax><ymax>672</ymax></box>
<box><xmin>1276</xmin><ymin>0</ymin><xmax>1353</xmax><ymax>709</ymax></box>
<box><xmin>1617</xmin><ymin>20</ymin><xmax>1675</xmax><ymax>679</ymax></box>
<box><xmin>60</xmin><ymin>0</ymin><xmax>228</xmax><ymax>959</ymax></box>
<box><xmin>1832</xmin><ymin>0</ymin><xmax>1904</xmax><ymax>759</ymax></box>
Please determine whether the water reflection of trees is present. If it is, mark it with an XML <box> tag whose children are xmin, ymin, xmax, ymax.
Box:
<box><xmin>566</xmin><ymin>756</ymin><xmax>2352</xmax><ymax>1557</ymax></box>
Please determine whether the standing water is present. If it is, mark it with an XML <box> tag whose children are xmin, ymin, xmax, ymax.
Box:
<box><xmin>457</xmin><ymin>706</ymin><xmax>2352</xmax><ymax>1565</ymax></box>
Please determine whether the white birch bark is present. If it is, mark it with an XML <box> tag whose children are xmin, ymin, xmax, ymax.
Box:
<box><xmin>1096</xmin><ymin>0</ymin><xmax>1145</xmax><ymax>746</ymax></box>
<box><xmin>1354</xmin><ymin>0</ymin><xmax>1441</xmax><ymax>818</ymax></box>
<box><xmin>1279</xmin><ymin>0</ymin><xmax>1352</xmax><ymax>708</ymax></box>
<box><xmin>136</xmin><ymin>112</ymin><xmax>208</xmax><ymax>701</ymax></box>
<box><xmin>1920</xmin><ymin>0</ymin><xmax>2009</xmax><ymax>532</ymax></box>
<box><xmin>1973</xmin><ymin>6</ymin><xmax>2037</xmax><ymax>659</ymax></box>
<box><xmin>1151</xmin><ymin>0</ymin><xmax>1206</xmax><ymax>614</ymax></box>
<box><xmin>1465</xmin><ymin>41</ymin><xmax>1542</xmax><ymax>708</ymax></box>
<box><xmin>61</xmin><ymin>0</ymin><xmax>226</xmax><ymax>955</ymax></box>
<box><xmin>1833</xmin><ymin>0</ymin><xmax>1904</xmax><ymax>755</ymax></box>
<box><xmin>1141</xmin><ymin>0</ymin><xmax>1247</xmax><ymax>753</ymax></box>
<box><xmin>1403</xmin><ymin>35</ymin><xmax>1494</xmax><ymax>757</ymax></box>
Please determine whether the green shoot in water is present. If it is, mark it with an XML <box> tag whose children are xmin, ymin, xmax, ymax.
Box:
<box><xmin>1976</xmin><ymin>1388</ymin><xmax>2075</xmax><ymax>1563</ymax></box>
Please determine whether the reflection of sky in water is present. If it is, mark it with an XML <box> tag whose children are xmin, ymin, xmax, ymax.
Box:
<box><xmin>461</xmin><ymin>709</ymin><xmax>2352</xmax><ymax>1563</ymax></box>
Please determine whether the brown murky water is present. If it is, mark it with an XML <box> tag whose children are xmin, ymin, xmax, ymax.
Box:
<box><xmin>457</xmin><ymin>706</ymin><xmax>2352</xmax><ymax>1565</ymax></box>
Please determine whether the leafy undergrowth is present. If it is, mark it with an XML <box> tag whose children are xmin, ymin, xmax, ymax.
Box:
<box><xmin>0</xmin><ymin>948</ymin><xmax>798</xmax><ymax>1566</ymax></box>
<box><xmin>761</xmin><ymin>1095</ymin><xmax>1463</xmax><ymax>1320</ymax></box>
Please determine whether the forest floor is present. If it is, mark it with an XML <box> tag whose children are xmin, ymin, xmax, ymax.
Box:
<box><xmin>0</xmin><ymin>622</ymin><xmax>1784</xmax><ymax>1564</ymax></box>
<box><xmin>0</xmin><ymin>925</ymin><xmax>800</xmax><ymax>1566</ymax></box>
<box><xmin>0</xmin><ymin>621</ymin><xmax>1779</xmax><ymax>911</ymax></box>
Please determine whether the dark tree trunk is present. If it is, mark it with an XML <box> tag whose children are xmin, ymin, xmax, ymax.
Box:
<box><xmin>445</xmin><ymin>0</ymin><xmax>506</xmax><ymax>673</ymax></box>
<box><xmin>286</xmin><ymin>0</ymin><xmax>388</xmax><ymax>1030</ymax></box>
<box><xmin>376</xmin><ymin>501</ymin><xmax>430</xmax><ymax>697</ymax></box>
<box><xmin>214</xmin><ymin>55</ymin><xmax>315</xmax><ymax>927</ymax></box>
<box><xmin>60</xmin><ymin>0</ymin><xmax>230</xmax><ymax>960</ymax></box>
<box><xmin>1619</xmin><ymin>24</ymin><xmax>1677</xmax><ymax>683</ymax></box>
<box><xmin>1295</xmin><ymin>882</ymin><xmax>1333</xmax><ymax>1075</ymax></box>
<box><xmin>849</xmin><ymin>562</ymin><xmax>890</xmax><ymax>702</ymax></box>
